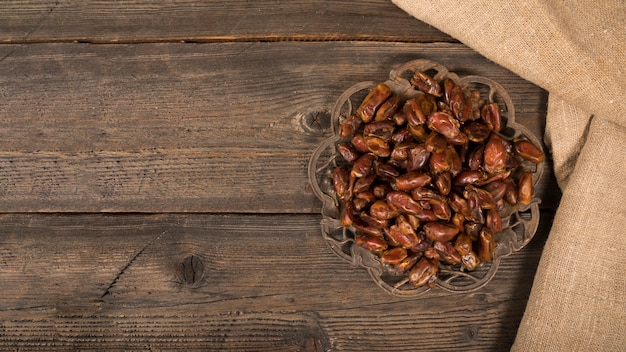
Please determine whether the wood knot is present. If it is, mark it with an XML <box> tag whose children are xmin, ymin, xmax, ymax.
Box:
<box><xmin>295</xmin><ymin>109</ymin><xmax>331</xmax><ymax>136</ymax></box>
<box><xmin>177</xmin><ymin>254</ymin><xmax>205</xmax><ymax>286</ymax></box>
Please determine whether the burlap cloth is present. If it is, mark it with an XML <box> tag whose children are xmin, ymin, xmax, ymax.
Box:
<box><xmin>392</xmin><ymin>1</ymin><xmax>626</xmax><ymax>350</ymax></box>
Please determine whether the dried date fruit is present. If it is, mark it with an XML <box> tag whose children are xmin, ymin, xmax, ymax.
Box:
<box><xmin>339</xmin><ymin>114</ymin><xmax>362</xmax><ymax>138</ymax></box>
<box><xmin>518</xmin><ymin>171</ymin><xmax>533</xmax><ymax>205</ymax></box>
<box><xmin>476</xmin><ymin>228</ymin><xmax>496</xmax><ymax>262</ymax></box>
<box><xmin>408</xmin><ymin>257</ymin><xmax>439</xmax><ymax>288</ymax></box>
<box><xmin>370</xmin><ymin>199</ymin><xmax>401</xmax><ymax>220</ymax></box>
<box><xmin>380</xmin><ymin>247</ymin><xmax>408</xmax><ymax>265</ymax></box>
<box><xmin>423</xmin><ymin>221</ymin><xmax>460</xmax><ymax>242</ymax></box>
<box><xmin>355</xmin><ymin>83</ymin><xmax>392</xmax><ymax>123</ymax></box>
<box><xmin>355</xmin><ymin>233</ymin><xmax>388</xmax><ymax>255</ymax></box>
<box><xmin>514</xmin><ymin>138</ymin><xmax>545</xmax><ymax>164</ymax></box>
<box><xmin>434</xmin><ymin>241</ymin><xmax>461</xmax><ymax>265</ymax></box>
<box><xmin>386</xmin><ymin>191</ymin><xmax>424</xmax><ymax>216</ymax></box>
<box><xmin>411</xmin><ymin>71</ymin><xmax>442</xmax><ymax>97</ymax></box>
<box><xmin>484</xmin><ymin>133</ymin><xmax>507</xmax><ymax>174</ymax></box>
<box><xmin>428</xmin><ymin>112</ymin><xmax>460</xmax><ymax>139</ymax></box>
<box><xmin>481</xmin><ymin>102</ymin><xmax>502</xmax><ymax>132</ymax></box>
<box><xmin>337</xmin><ymin>143</ymin><xmax>361</xmax><ymax>164</ymax></box>
<box><xmin>374</xmin><ymin>94</ymin><xmax>402</xmax><ymax>122</ymax></box>
<box><xmin>333</xmin><ymin>167</ymin><xmax>351</xmax><ymax>201</ymax></box>
<box><xmin>395</xmin><ymin>172</ymin><xmax>432</xmax><ymax>191</ymax></box>
<box><xmin>394</xmin><ymin>251</ymin><xmax>422</xmax><ymax>273</ymax></box>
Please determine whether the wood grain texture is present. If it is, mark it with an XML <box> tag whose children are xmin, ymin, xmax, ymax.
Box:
<box><xmin>0</xmin><ymin>0</ymin><xmax>455</xmax><ymax>44</ymax></box>
<box><xmin>0</xmin><ymin>213</ymin><xmax>551</xmax><ymax>351</ymax></box>
<box><xmin>0</xmin><ymin>42</ymin><xmax>557</xmax><ymax>212</ymax></box>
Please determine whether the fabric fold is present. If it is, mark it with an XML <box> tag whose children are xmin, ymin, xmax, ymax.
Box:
<box><xmin>391</xmin><ymin>0</ymin><xmax>626</xmax><ymax>350</ymax></box>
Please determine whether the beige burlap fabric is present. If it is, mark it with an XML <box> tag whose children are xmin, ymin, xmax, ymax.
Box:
<box><xmin>392</xmin><ymin>1</ymin><xmax>626</xmax><ymax>351</ymax></box>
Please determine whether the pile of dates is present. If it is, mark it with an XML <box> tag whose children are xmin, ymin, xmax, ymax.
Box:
<box><xmin>333</xmin><ymin>72</ymin><xmax>544</xmax><ymax>288</ymax></box>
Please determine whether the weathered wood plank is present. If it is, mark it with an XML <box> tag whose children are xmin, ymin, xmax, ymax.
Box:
<box><xmin>0</xmin><ymin>42</ymin><xmax>558</xmax><ymax>212</ymax></box>
<box><xmin>0</xmin><ymin>0</ymin><xmax>454</xmax><ymax>43</ymax></box>
<box><xmin>0</xmin><ymin>213</ymin><xmax>551</xmax><ymax>351</ymax></box>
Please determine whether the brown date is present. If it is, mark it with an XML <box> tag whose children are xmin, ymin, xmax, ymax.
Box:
<box><xmin>404</xmin><ymin>98</ymin><xmax>428</xmax><ymax>126</ymax></box>
<box><xmin>465</xmin><ymin>185</ymin><xmax>496</xmax><ymax>210</ymax></box>
<box><xmin>359</xmin><ymin>212</ymin><xmax>389</xmax><ymax>229</ymax></box>
<box><xmin>464</xmin><ymin>222</ymin><xmax>483</xmax><ymax>241</ymax></box>
<box><xmin>408</xmin><ymin>257</ymin><xmax>439</xmax><ymax>288</ymax></box>
<box><xmin>447</xmin><ymin>146</ymin><xmax>463</xmax><ymax>176</ymax></box>
<box><xmin>353</xmin><ymin>174</ymin><xmax>376</xmax><ymax>194</ymax></box>
<box><xmin>411</xmin><ymin>71</ymin><xmax>442</xmax><ymax>97</ymax></box>
<box><xmin>380</xmin><ymin>247</ymin><xmax>408</xmax><ymax>265</ymax></box>
<box><xmin>434</xmin><ymin>241</ymin><xmax>461</xmax><ymax>265</ymax></box>
<box><xmin>337</xmin><ymin>143</ymin><xmax>361</xmax><ymax>163</ymax></box>
<box><xmin>414</xmin><ymin>209</ymin><xmax>438</xmax><ymax>223</ymax></box>
<box><xmin>352</xmin><ymin>197</ymin><xmax>369</xmax><ymax>211</ymax></box>
<box><xmin>355</xmin><ymin>83</ymin><xmax>392</xmax><ymax>123</ymax></box>
<box><xmin>372</xmin><ymin>183</ymin><xmax>392</xmax><ymax>199</ymax></box>
<box><xmin>355</xmin><ymin>233</ymin><xmax>388</xmax><ymax>255</ymax></box>
<box><xmin>394</xmin><ymin>252</ymin><xmax>422</xmax><ymax>273</ymax></box>
<box><xmin>463</xmin><ymin>121</ymin><xmax>491</xmax><ymax>142</ymax></box>
<box><xmin>483</xmin><ymin>133</ymin><xmax>507</xmax><ymax>174</ymax></box>
<box><xmin>339</xmin><ymin>114</ymin><xmax>362</xmax><ymax>138</ymax></box>
<box><xmin>354</xmin><ymin>190</ymin><xmax>376</xmax><ymax>204</ymax></box>
<box><xmin>429</xmin><ymin>150</ymin><xmax>451</xmax><ymax>174</ymax></box>
<box><xmin>434</xmin><ymin>171</ymin><xmax>452</xmax><ymax>195</ymax></box>
<box><xmin>407</xmin><ymin>144</ymin><xmax>430</xmax><ymax>172</ymax></box>
<box><xmin>365</xmin><ymin>136</ymin><xmax>391</xmax><ymax>157</ymax></box>
<box><xmin>461</xmin><ymin>252</ymin><xmax>480</xmax><ymax>271</ymax></box>
<box><xmin>374</xmin><ymin>161</ymin><xmax>400</xmax><ymax>183</ymax></box>
<box><xmin>486</xmin><ymin>208</ymin><xmax>502</xmax><ymax>233</ymax></box>
<box><xmin>448</xmin><ymin>192</ymin><xmax>469</xmax><ymax>215</ymax></box>
<box><xmin>386</xmin><ymin>191</ymin><xmax>423</xmax><ymax>216</ymax></box>
<box><xmin>333</xmin><ymin>167</ymin><xmax>351</xmax><ymax>201</ymax></box>
<box><xmin>351</xmin><ymin>217</ymin><xmax>383</xmax><ymax>237</ymax></box>
<box><xmin>483</xmin><ymin>180</ymin><xmax>507</xmax><ymax>203</ymax></box>
<box><xmin>454</xmin><ymin>233</ymin><xmax>473</xmax><ymax>256</ymax></box>
<box><xmin>374</xmin><ymin>94</ymin><xmax>401</xmax><ymax>122</ymax></box>
<box><xmin>476</xmin><ymin>228</ymin><xmax>495</xmax><ymax>262</ymax></box>
<box><xmin>514</xmin><ymin>138</ymin><xmax>545</xmax><ymax>164</ymax></box>
<box><xmin>443</xmin><ymin>78</ymin><xmax>456</xmax><ymax>105</ymax></box>
<box><xmin>407</xmin><ymin>123</ymin><xmax>430</xmax><ymax>142</ymax></box>
<box><xmin>518</xmin><ymin>171</ymin><xmax>533</xmax><ymax>205</ymax></box>
<box><xmin>393</xmin><ymin>111</ymin><xmax>408</xmax><ymax>126</ymax></box>
<box><xmin>415</xmin><ymin>93</ymin><xmax>438</xmax><ymax>117</ymax></box>
<box><xmin>467</xmin><ymin>145</ymin><xmax>485</xmax><ymax>171</ymax></box>
<box><xmin>503</xmin><ymin>177</ymin><xmax>519</xmax><ymax>205</ymax></box>
<box><xmin>481</xmin><ymin>102</ymin><xmax>501</xmax><ymax>132</ymax></box>
<box><xmin>423</xmin><ymin>221</ymin><xmax>460</xmax><ymax>242</ymax></box>
<box><xmin>447</xmin><ymin>84</ymin><xmax>466</xmax><ymax>120</ymax></box>
<box><xmin>340</xmin><ymin>201</ymin><xmax>354</xmax><ymax>227</ymax></box>
<box><xmin>453</xmin><ymin>170</ymin><xmax>485</xmax><ymax>186</ymax></box>
<box><xmin>350</xmin><ymin>153</ymin><xmax>375</xmax><ymax>179</ymax></box>
<box><xmin>446</xmin><ymin>131</ymin><xmax>469</xmax><ymax>146</ymax></box>
<box><xmin>391</xmin><ymin>128</ymin><xmax>414</xmax><ymax>145</ymax></box>
<box><xmin>451</xmin><ymin>212</ymin><xmax>465</xmax><ymax>233</ymax></box>
<box><xmin>425</xmin><ymin>132</ymin><xmax>447</xmax><ymax>153</ymax></box>
<box><xmin>390</xmin><ymin>142</ymin><xmax>417</xmax><ymax>161</ymax></box>
<box><xmin>385</xmin><ymin>223</ymin><xmax>419</xmax><ymax>249</ymax></box>
<box><xmin>395</xmin><ymin>172</ymin><xmax>432</xmax><ymax>191</ymax></box>
<box><xmin>351</xmin><ymin>133</ymin><xmax>369</xmax><ymax>153</ymax></box>
<box><xmin>432</xmin><ymin>201</ymin><xmax>452</xmax><ymax>221</ymax></box>
<box><xmin>369</xmin><ymin>199</ymin><xmax>401</xmax><ymax>220</ymax></box>
<box><xmin>428</xmin><ymin>112</ymin><xmax>460</xmax><ymax>139</ymax></box>
<box><xmin>364</xmin><ymin>120</ymin><xmax>395</xmax><ymax>141</ymax></box>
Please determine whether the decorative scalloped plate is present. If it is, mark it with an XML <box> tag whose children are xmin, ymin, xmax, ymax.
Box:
<box><xmin>308</xmin><ymin>59</ymin><xmax>543</xmax><ymax>296</ymax></box>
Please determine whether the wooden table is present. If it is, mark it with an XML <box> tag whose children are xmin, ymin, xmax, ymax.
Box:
<box><xmin>0</xmin><ymin>1</ymin><xmax>560</xmax><ymax>351</ymax></box>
